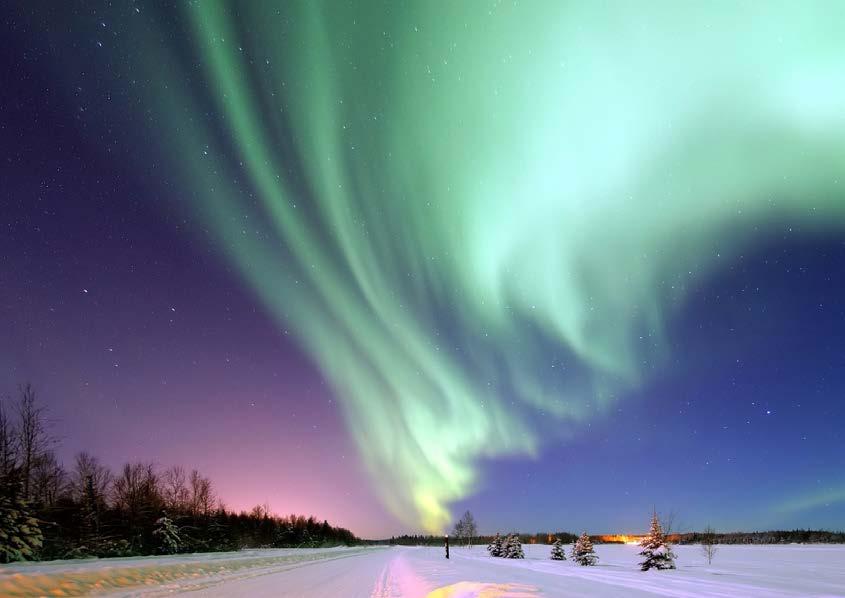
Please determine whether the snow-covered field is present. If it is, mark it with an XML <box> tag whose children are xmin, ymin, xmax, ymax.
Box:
<box><xmin>2</xmin><ymin>543</ymin><xmax>844</xmax><ymax>597</ymax></box>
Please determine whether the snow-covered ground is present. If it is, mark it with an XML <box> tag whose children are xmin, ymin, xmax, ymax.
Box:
<box><xmin>2</xmin><ymin>543</ymin><xmax>844</xmax><ymax>597</ymax></box>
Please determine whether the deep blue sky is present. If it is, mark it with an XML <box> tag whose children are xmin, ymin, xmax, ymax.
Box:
<box><xmin>456</xmin><ymin>237</ymin><xmax>845</xmax><ymax>534</ymax></box>
<box><xmin>2</xmin><ymin>3</ymin><xmax>844</xmax><ymax>538</ymax></box>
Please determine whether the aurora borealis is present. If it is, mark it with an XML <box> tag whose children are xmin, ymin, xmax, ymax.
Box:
<box><xmin>143</xmin><ymin>1</ymin><xmax>845</xmax><ymax>531</ymax></box>
<box><xmin>3</xmin><ymin>1</ymin><xmax>845</xmax><ymax>537</ymax></box>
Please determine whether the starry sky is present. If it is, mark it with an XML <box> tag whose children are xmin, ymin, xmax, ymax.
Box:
<box><xmin>2</xmin><ymin>1</ymin><xmax>844</xmax><ymax>538</ymax></box>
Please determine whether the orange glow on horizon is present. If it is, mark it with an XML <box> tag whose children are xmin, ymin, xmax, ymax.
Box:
<box><xmin>599</xmin><ymin>534</ymin><xmax>643</xmax><ymax>545</ymax></box>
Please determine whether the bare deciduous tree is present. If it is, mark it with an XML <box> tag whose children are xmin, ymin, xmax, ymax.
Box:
<box><xmin>658</xmin><ymin>508</ymin><xmax>683</xmax><ymax>551</ymax></box>
<box><xmin>0</xmin><ymin>396</ymin><xmax>16</xmax><ymax>478</ymax></box>
<box><xmin>250</xmin><ymin>503</ymin><xmax>269</xmax><ymax>519</ymax></box>
<box><xmin>30</xmin><ymin>450</ymin><xmax>66</xmax><ymax>507</ymax></box>
<box><xmin>189</xmin><ymin>469</ymin><xmax>214</xmax><ymax>517</ymax></box>
<box><xmin>701</xmin><ymin>524</ymin><xmax>718</xmax><ymax>564</ymax></box>
<box><xmin>452</xmin><ymin>510</ymin><xmax>478</xmax><ymax>548</ymax></box>
<box><xmin>112</xmin><ymin>462</ymin><xmax>161</xmax><ymax>537</ymax></box>
<box><xmin>660</xmin><ymin>509</ymin><xmax>679</xmax><ymax>538</ymax></box>
<box><xmin>16</xmin><ymin>383</ymin><xmax>54</xmax><ymax>499</ymax></box>
<box><xmin>161</xmin><ymin>465</ymin><xmax>190</xmax><ymax>511</ymax></box>
<box><xmin>69</xmin><ymin>452</ymin><xmax>112</xmax><ymax>505</ymax></box>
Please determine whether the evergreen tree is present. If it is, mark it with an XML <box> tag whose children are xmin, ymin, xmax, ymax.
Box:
<box><xmin>207</xmin><ymin>510</ymin><xmax>235</xmax><ymax>552</ymax></box>
<box><xmin>639</xmin><ymin>511</ymin><xmax>676</xmax><ymax>571</ymax></box>
<box><xmin>76</xmin><ymin>475</ymin><xmax>103</xmax><ymax>552</ymax></box>
<box><xmin>153</xmin><ymin>513</ymin><xmax>181</xmax><ymax>554</ymax></box>
<box><xmin>487</xmin><ymin>532</ymin><xmax>503</xmax><ymax>557</ymax></box>
<box><xmin>550</xmin><ymin>537</ymin><xmax>566</xmax><ymax>560</ymax></box>
<box><xmin>0</xmin><ymin>472</ymin><xmax>43</xmax><ymax>563</ymax></box>
<box><xmin>504</xmin><ymin>533</ymin><xmax>524</xmax><ymax>559</ymax></box>
<box><xmin>273</xmin><ymin>521</ymin><xmax>296</xmax><ymax>547</ymax></box>
<box><xmin>572</xmin><ymin>532</ymin><xmax>598</xmax><ymax>566</ymax></box>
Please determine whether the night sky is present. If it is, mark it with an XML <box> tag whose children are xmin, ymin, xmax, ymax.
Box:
<box><xmin>2</xmin><ymin>2</ymin><xmax>844</xmax><ymax>539</ymax></box>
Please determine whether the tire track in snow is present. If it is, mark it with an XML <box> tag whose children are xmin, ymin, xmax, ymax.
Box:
<box><xmin>370</xmin><ymin>553</ymin><xmax>433</xmax><ymax>597</ymax></box>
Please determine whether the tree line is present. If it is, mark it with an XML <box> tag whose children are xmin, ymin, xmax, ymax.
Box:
<box><xmin>382</xmin><ymin>531</ymin><xmax>579</xmax><ymax>546</ymax></box>
<box><xmin>0</xmin><ymin>384</ymin><xmax>357</xmax><ymax>563</ymax></box>
<box><xmin>380</xmin><ymin>519</ymin><xmax>843</xmax><ymax>549</ymax></box>
<box><xmin>675</xmin><ymin>529</ymin><xmax>845</xmax><ymax>545</ymax></box>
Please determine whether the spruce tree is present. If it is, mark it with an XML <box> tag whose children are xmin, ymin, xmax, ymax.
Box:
<box><xmin>639</xmin><ymin>511</ymin><xmax>676</xmax><ymax>571</ymax></box>
<box><xmin>487</xmin><ymin>532</ymin><xmax>503</xmax><ymax>557</ymax></box>
<box><xmin>550</xmin><ymin>537</ymin><xmax>566</xmax><ymax>560</ymax></box>
<box><xmin>572</xmin><ymin>532</ymin><xmax>598</xmax><ymax>566</ymax></box>
<box><xmin>0</xmin><ymin>472</ymin><xmax>43</xmax><ymax>563</ymax></box>
<box><xmin>76</xmin><ymin>475</ymin><xmax>103</xmax><ymax>555</ymax></box>
<box><xmin>504</xmin><ymin>533</ymin><xmax>524</xmax><ymax>559</ymax></box>
<box><xmin>153</xmin><ymin>513</ymin><xmax>181</xmax><ymax>554</ymax></box>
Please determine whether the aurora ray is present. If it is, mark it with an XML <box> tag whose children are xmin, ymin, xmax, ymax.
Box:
<box><xmin>122</xmin><ymin>1</ymin><xmax>845</xmax><ymax>531</ymax></box>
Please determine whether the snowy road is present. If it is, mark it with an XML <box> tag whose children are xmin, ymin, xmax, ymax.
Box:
<box><xmin>2</xmin><ymin>544</ymin><xmax>844</xmax><ymax>597</ymax></box>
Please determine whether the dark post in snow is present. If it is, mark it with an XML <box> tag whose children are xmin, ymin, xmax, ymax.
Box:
<box><xmin>445</xmin><ymin>534</ymin><xmax>450</xmax><ymax>559</ymax></box>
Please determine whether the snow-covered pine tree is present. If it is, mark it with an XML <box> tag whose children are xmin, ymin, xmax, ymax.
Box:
<box><xmin>505</xmin><ymin>533</ymin><xmax>524</xmax><ymax>559</ymax></box>
<box><xmin>0</xmin><ymin>473</ymin><xmax>43</xmax><ymax>563</ymax></box>
<box><xmin>572</xmin><ymin>532</ymin><xmax>598</xmax><ymax>566</ymax></box>
<box><xmin>550</xmin><ymin>537</ymin><xmax>566</xmax><ymax>560</ymax></box>
<box><xmin>153</xmin><ymin>513</ymin><xmax>181</xmax><ymax>554</ymax></box>
<box><xmin>639</xmin><ymin>511</ymin><xmax>676</xmax><ymax>571</ymax></box>
<box><xmin>487</xmin><ymin>532</ymin><xmax>503</xmax><ymax>557</ymax></box>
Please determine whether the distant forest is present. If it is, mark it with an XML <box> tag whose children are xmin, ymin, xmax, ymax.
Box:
<box><xmin>673</xmin><ymin>530</ymin><xmax>845</xmax><ymax>545</ymax></box>
<box><xmin>383</xmin><ymin>529</ymin><xmax>845</xmax><ymax>547</ymax></box>
<box><xmin>380</xmin><ymin>532</ymin><xmax>580</xmax><ymax>546</ymax></box>
<box><xmin>0</xmin><ymin>384</ymin><xmax>357</xmax><ymax>563</ymax></box>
